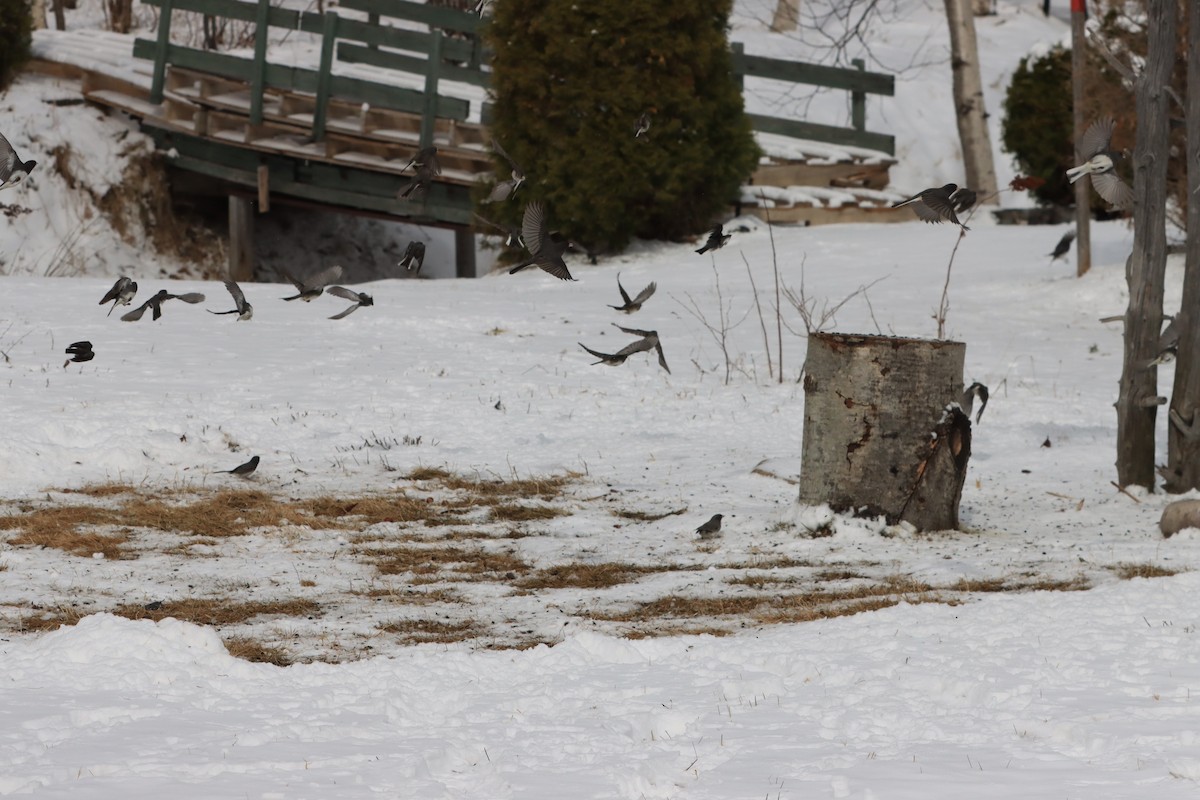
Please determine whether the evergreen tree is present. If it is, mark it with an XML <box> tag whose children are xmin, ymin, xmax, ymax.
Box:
<box><xmin>484</xmin><ymin>0</ymin><xmax>759</xmax><ymax>254</ymax></box>
<box><xmin>0</xmin><ymin>0</ymin><xmax>31</xmax><ymax>90</ymax></box>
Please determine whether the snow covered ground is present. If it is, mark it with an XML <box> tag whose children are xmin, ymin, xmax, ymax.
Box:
<box><xmin>5</xmin><ymin>1</ymin><xmax>1200</xmax><ymax>797</ymax></box>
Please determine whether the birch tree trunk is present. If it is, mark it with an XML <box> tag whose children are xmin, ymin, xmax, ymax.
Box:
<box><xmin>1164</xmin><ymin>0</ymin><xmax>1200</xmax><ymax>491</ymax></box>
<box><xmin>799</xmin><ymin>333</ymin><xmax>970</xmax><ymax>532</ymax></box>
<box><xmin>30</xmin><ymin>0</ymin><xmax>46</xmax><ymax>29</ymax></box>
<box><xmin>1116</xmin><ymin>0</ymin><xmax>1176</xmax><ymax>489</ymax></box>
<box><xmin>944</xmin><ymin>0</ymin><xmax>998</xmax><ymax>201</ymax></box>
<box><xmin>770</xmin><ymin>0</ymin><xmax>799</xmax><ymax>33</ymax></box>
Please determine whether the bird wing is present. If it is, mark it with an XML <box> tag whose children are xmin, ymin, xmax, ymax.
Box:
<box><xmin>224</xmin><ymin>280</ymin><xmax>247</xmax><ymax>310</ymax></box>
<box><xmin>579</xmin><ymin>343</ymin><xmax>618</xmax><ymax>362</ymax></box>
<box><xmin>491</xmin><ymin>137</ymin><xmax>520</xmax><ymax>174</ymax></box>
<box><xmin>522</xmin><ymin>201</ymin><xmax>547</xmax><ymax>256</ymax></box>
<box><xmin>0</xmin><ymin>131</ymin><xmax>15</xmax><ymax>176</ymax></box>
<box><xmin>328</xmin><ymin>303</ymin><xmax>361</xmax><ymax>320</ymax></box>
<box><xmin>630</xmin><ymin>281</ymin><xmax>656</xmax><ymax>306</ymax></box>
<box><xmin>950</xmin><ymin>187</ymin><xmax>978</xmax><ymax>213</ymax></box>
<box><xmin>654</xmin><ymin>342</ymin><xmax>670</xmax><ymax>374</ymax></box>
<box><xmin>304</xmin><ymin>265</ymin><xmax>344</xmax><ymax>291</ymax></box>
<box><xmin>614</xmin><ymin>323</ymin><xmax>654</xmax><ymax>338</ymax></box>
<box><xmin>614</xmin><ymin>336</ymin><xmax>656</xmax><ymax>358</ymax></box>
<box><xmin>537</xmin><ymin>255</ymin><xmax>575</xmax><ymax>282</ymax></box>
<box><xmin>487</xmin><ymin>180</ymin><xmax>515</xmax><ymax>203</ymax></box>
<box><xmin>1091</xmin><ymin>171</ymin><xmax>1134</xmax><ymax>209</ymax></box>
<box><xmin>99</xmin><ymin>278</ymin><xmax>126</xmax><ymax>305</ymax></box>
<box><xmin>326</xmin><ymin>285</ymin><xmax>361</xmax><ymax>302</ymax></box>
<box><xmin>171</xmin><ymin>292</ymin><xmax>206</xmax><ymax>304</ymax></box>
<box><xmin>615</xmin><ymin>274</ymin><xmax>632</xmax><ymax>305</ymax></box>
<box><xmin>916</xmin><ymin>189</ymin><xmax>960</xmax><ymax>224</ymax></box>
<box><xmin>1079</xmin><ymin>116</ymin><xmax>1115</xmax><ymax>158</ymax></box>
<box><xmin>120</xmin><ymin>301</ymin><xmax>150</xmax><ymax>321</ymax></box>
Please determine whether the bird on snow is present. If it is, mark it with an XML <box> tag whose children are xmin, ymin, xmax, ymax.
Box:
<box><xmin>695</xmin><ymin>224</ymin><xmax>730</xmax><ymax>254</ymax></box>
<box><xmin>398</xmin><ymin>147</ymin><xmax>441</xmax><ymax>200</ymax></box>
<box><xmin>208</xmin><ymin>279</ymin><xmax>253</xmax><ymax>320</ymax></box>
<box><xmin>473</xmin><ymin>212</ymin><xmax>523</xmax><ymax>249</ymax></box>
<box><xmin>63</xmin><ymin>341</ymin><xmax>94</xmax><ymax>366</ymax></box>
<box><xmin>326</xmin><ymin>286</ymin><xmax>374</xmax><ymax>320</ymax></box>
<box><xmin>1067</xmin><ymin>116</ymin><xmax>1133</xmax><ymax>210</ymax></box>
<box><xmin>960</xmin><ymin>382</ymin><xmax>989</xmax><ymax>424</ymax></box>
<box><xmin>579</xmin><ymin>324</ymin><xmax>670</xmax><ymax>373</ymax></box>
<box><xmin>608</xmin><ymin>273</ymin><xmax>656</xmax><ymax>314</ymax></box>
<box><xmin>508</xmin><ymin>201</ymin><xmax>576</xmax><ymax>281</ymax></box>
<box><xmin>485</xmin><ymin>138</ymin><xmax>525</xmax><ymax>203</ymax></box>
<box><xmin>281</xmin><ymin>265</ymin><xmax>343</xmax><ymax>302</ymax></box>
<box><xmin>399</xmin><ymin>241</ymin><xmax>426</xmax><ymax>275</ymax></box>
<box><xmin>121</xmin><ymin>289</ymin><xmax>206</xmax><ymax>322</ymax></box>
<box><xmin>0</xmin><ymin>130</ymin><xmax>37</xmax><ymax>192</ymax></box>
<box><xmin>634</xmin><ymin>112</ymin><xmax>651</xmax><ymax>138</ymax></box>
<box><xmin>892</xmin><ymin>184</ymin><xmax>971</xmax><ymax>232</ymax></box>
<box><xmin>1049</xmin><ymin>229</ymin><xmax>1076</xmax><ymax>262</ymax></box>
<box><xmin>99</xmin><ymin>277</ymin><xmax>137</xmax><ymax>317</ymax></box>
<box><xmin>695</xmin><ymin>513</ymin><xmax>723</xmax><ymax>540</ymax></box>
<box><xmin>222</xmin><ymin>455</ymin><xmax>260</xmax><ymax>477</ymax></box>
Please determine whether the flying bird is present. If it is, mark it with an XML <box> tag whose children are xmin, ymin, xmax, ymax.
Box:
<box><xmin>960</xmin><ymin>382</ymin><xmax>989</xmax><ymax>424</ymax></box>
<box><xmin>508</xmin><ymin>201</ymin><xmax>576</xmax><ymax>281</ymax></box>
<box><xmin>608</xmin><ymin>273</ymin><xmax>656</xmax><ymax>314</ymax></box>
<box><xmin>695</xmin><ymin>224</ymin><xmax>730</xmax><ymax>254</ymax></box>
<box><xmin>473</xmin><ymin>212</ymin><xmax>523</xmax><ymax>249</ymax></box>
<box><xmin>892</xmin><ymin>184</ymin><xmax>971</xmax><ymax>232</ymax></box>
<box><xmin>399</xmin><ymin>241</ymin><xmax>426</xmax><ymax>275</ymax></box>
<box><xmin>634</xmin><ymin>112</ymin><xmax>651</xmax><ymax>138</ymax></box>
<box><xmin>579</xmin><ymin>325</ymin><xmax>670</xmax><ymax>373</ymax></box>
<box><xmin>695</xmin><ymin>513</ymin><xmax>723</xmax><ymax>541</ymax></box>
<box><xmin>99</xmin><ymin>277</ymin><xmax>137</xmax><ymax>317</ymax></box>
<box><xmin>398</xmin><ymin>147</ymin><xmax>441</xmax><ymax>200</ymax></box>
<box><xmin>281</xmin><ymin>265</ymin><xmax>343</xmax><ymax>301</ymax></box>
<box><xmin>121</xmin><ymin>289</ymin><xmax>206</xmax><ymax>322</ymax></box>
<box><xmin>326</xmin><ymin>286</ymin><xmax>374</xmax><ymax>319</ymax></box>
<box><xmin>208</xmin><ymin>280</ymin><xmax>253</xmax><ymax>320</ymax></box>
<box><xmin>63</xmin><ymin>341</ymin><xmax>94</xmax><ymax>366</ymax></box>
<box><xmin>0</xmin><ymin>130</ymin><xmax>37</xmax><ymax>192</ymax></box>
<box><xmin>1049</xmin><ymin>229</ymin><xmax>1076</xmax><ymax>261</ymax></box>
<box><xmin>222</xmin><ymin>455</ymin><xmax>260</xmax><ymax>477</ymax></box>
<box><xmin>485</xmin><ymin>138</ymin><xmax>525</xmax><ymax>202</ymax></box>
<box><xmin>1067</xmin><ymin>116</ymin><xmax>1133</xmax><ymax>210</ymax></box>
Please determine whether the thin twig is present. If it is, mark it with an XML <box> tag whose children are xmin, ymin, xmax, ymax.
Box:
<box><xmin>741</xmin><ymin>251</ymin><xmax>774</xmax><ymax>381</ymax></box>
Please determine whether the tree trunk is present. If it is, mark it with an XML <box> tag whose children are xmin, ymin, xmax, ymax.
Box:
<box><xmin>799</xmin><ymin>333</ymin><xmax>970</xmax><ymax>532</ymax></box>
<box><xmin>944</xmin><ymin>0</ymin><xmax>998</xmax><ymax>201</ymax></box>
<box><xmin>30</xmin><ymin>0</ymin><xmax>46</xmax><ymax>29</ymax></box>
<box><xmin>770</xmin><ymin>0</ymin><xmax>799</xmax><ymax>33</ymax></box>
<box><xmin>1116</xmin><ymin>0</ymin><xmax>1176</xmax><ymax>489</ymax></box>
<box><xmin>1070</xmin><ymin>3</ymin><xmax>1091</xmax><ymax>276</ymax></box>
<box><xmin>1164</xmin><ymin>0</ymin><xmax>1200</xmax><ymax>491</ymax></box>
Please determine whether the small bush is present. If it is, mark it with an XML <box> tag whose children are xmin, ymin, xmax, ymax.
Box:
<box><xmin>0</xmin><ymin>0</ymin><xmax>32</xmax><ymax>90</ymax></box>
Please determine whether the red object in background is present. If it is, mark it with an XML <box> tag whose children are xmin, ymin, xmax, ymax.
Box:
<box><xmin>1071</xmin><ymin>0</ymin><xmax>1086</xmax><ymax>12</ymax></box>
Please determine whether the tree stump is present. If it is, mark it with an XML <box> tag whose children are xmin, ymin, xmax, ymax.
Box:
<box><xmin>799</xmin><ymin>332</ymin><xmax>971</xmax><ymax>531</ymax></box>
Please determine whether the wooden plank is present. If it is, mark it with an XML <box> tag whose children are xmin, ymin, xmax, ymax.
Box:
<box><xmin>312</xmin><ymin>11</ymin><xmax>338</xmax><ymax>141</ymax></box>
<box><xmin>336</xmin><ymin>41</ymin><xmax>489</xmax><ymax>88</ymax></box>
<box><xmin>753</xmin><ymin>161</ymin><xmax>893</xmax><ymax>190</ymax></box>
<box><xmin>748</xmin><ymin>113</ymin><xmax>895</xmax><ymax>155</ymax></box>
<box><xmin>332</xmin><ymin>18</ymin><xmax>478</xmax><ymax>64</ymax></box>
<box><xmin>228</xmin><ymin>193</ymin><xmax>255</xmax><ymax>281</ymax></box>
<box><xmin>732</xmin><ymin>50</ymin><xmax>894</xmax><ymax>96</ymax></box>
<box><xmin>248</xmin><ymin>0</ymin><xmax>272</xmax><ymax>124</ymax></box>
<box><xmin>256</xmin><ymin>163</ymin><xmax>270</xmax><ymax>212</ymax></box>
<box><xmin>338</xmin><ymin>0</ymin><xmax>480</xmax><ymax>34</ymax></box>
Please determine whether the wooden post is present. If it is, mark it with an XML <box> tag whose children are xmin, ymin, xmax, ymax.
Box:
<box><xmin>420</xmin><ymin>31</ymin><xmax>443</xmax><ymax>151</ymax></box>
<box><xmin>228</xmin><ymin>194</ymin><xmax>255</xmax><ymax>282</ymax></box>
<box><xmin>149</xmin><ymin>0</ymin><xmax>174</xmax><ymax>104</ymax></box>
<box><xmin>454</xmin><ymin>226</ymin><xmax>475</xmax><ymax>278</ymax></box>
<box><xmin>249</xmin><ymin>0</ymin><xmax>272</xmax><ymax>126</ymax></box>
<box><xmin>1070</xmin><ymin>0</ymin><xmax>1091</xmax><ymax>277</ymax></box>
<box><xmin>730</xmin><ymin>42</ymin><xmax>745</xmax><ymax>92</ymax></box>
<box><xmin>799</xmin><ymin>332</ymin><xmax>970</xmax><ymax>531</ymax></box>
<box><xmin>313</xmin><ymin>11</ymin><xmax>339</xmax><ymax>142</ymax></box>
<box><xmin>256</xmin><ymin>164</ymin><xmax>270</xmax><ymax>213</ymax></box>
<box><xmin>851</xmin><ymin>58</ymin><xmax>866</xmax><ymax>132</ymax></box>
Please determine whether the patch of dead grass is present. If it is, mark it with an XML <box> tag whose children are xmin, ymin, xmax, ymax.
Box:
<box><xmin>0</xmin><ymin>506</ymin><xmax>131</xmax><ymax>558</ymax></box>
<box><xmin>223</xmin><ymin>637</ymin><xmax>293</xmax><ymax>666</ymax></box>
<box><xmin>109</xmin><ymin>597</ymin><xmax>322</xmax><ymax>626</ymax></box>
<box><xmin>379</xmin><ymin>618</ymin><xmax>481</xmax><ymax>644</ymax></box>
<box><xmin>515</xmin><ymin>562</ymin><xmax>673</xmax><ymax>591</ymax></box>
<box><xmin>367</xmin><ymin>545</ymin><xmax>530</xmax><ymax>579</ymax></box>
<box><xmin>1108</xmin><ymin>562</ymin><xmax>1182</xmax><ymax>580</ymax></box>
<box><xmin>611</xmin><ymin>507</ymin><xmax>688</xmax><ymax>522</ymax></box>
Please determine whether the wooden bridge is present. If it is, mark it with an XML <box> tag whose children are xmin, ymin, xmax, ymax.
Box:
<box><xmin>33</xmin><ymin>1</ymin><xmax>896</xmax><ymax>278</ymax></box>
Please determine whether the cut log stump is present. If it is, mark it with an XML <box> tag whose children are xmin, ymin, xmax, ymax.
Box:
<box><xmin>799</xmin><ymin>332</ymin><xmax>971</xmax><ymax>531</ymax></box>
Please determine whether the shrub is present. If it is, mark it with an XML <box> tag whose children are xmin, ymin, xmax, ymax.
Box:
<box><xmin>0</xmin><ymin>0</ymin><xmax>31</xmax><ymax>91</ymax></box>
<box><xmin>482</xmin><ymin>0</ymin><xmax>760</xmax><ymax>254</ymax></box>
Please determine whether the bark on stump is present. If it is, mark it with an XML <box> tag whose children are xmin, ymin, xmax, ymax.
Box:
<box><xmin>799</xmin><ymin>332</ymin><xmax>970</xmax><ymax>531</ymax></box>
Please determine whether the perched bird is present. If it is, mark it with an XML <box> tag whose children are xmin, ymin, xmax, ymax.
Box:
<box><xmin>326</xmin><ymin>286</ymin><xmax>374</xmax><ymax>319</ymax></box>
<box><xmin>892</xmin><ymin>184</ymin><xmax>971</xmax><ymax>232</ymax></box>
<box><xmin>508</xmin><ymin>201</ymin><xmax>576</xmax><ymax>281</ymax></box>
<box><xmin>208</xmin><ymin>280</ymin><xmax>253</xmax><ymax>320</ymax></box>
<box><xmin>399</xmin><ymin>241</ymin><xmax>426</xmax><ymax>275</ymax></box>
<box><xmin>281</xmin><ymin>265</ymin><xmax>343</xmax><ymax>301</ymax></box>
<box><xmin>1049</xmin><ymin>229</ymin><xmax>1076</xmax><ymax>262</ymax></box>
<box><xmin>99</xmin><ymin>277</ymin><xmax>137</xmax><ymax>317</ymax></box>
<box><xmin>121</xmin><ymin>289</ymin><xmax>206</xmax><ymax>322</ymax></box>
<box><xmin>485</xmin><ymin>138</ymin><xmax>525</xmax><ymax>203</ymax></box>
<box><xmin>960</xmin><ymin>382</ymin><xmax>989</xmax><ymax>424</ymax></box>
<box><xmin>1067</xmin><ymin>117</ymin><xmax>1133</xmax><ymax>210</ymax></box>
<box><xmin>473</xmin><ymin>212</ymin><xmax>523</xmax><ymax>249</ymax></box>
<box><xmin>0</xmin><ymin>130</ymin><xmax>37</xmax><ymax>192</ymax></box>
<box><xmin>579</xmin><ymin>325</ymin><xmax>670</xmax><ymax>373</ymax></box>
<box><xmin>222</xmin><ymin>455</ymin><xmax>260</xmax><ymax>477</ymax></box>
<box><xmin>1146</xmin><ymin>316</ymin><xmax>1179</xmax><ymax>367</ymax></box>
<box><xmin>695</xmin><ymin>513</ymin><xmax>724</xmax><ymax>540</ymax></box>
<box><xmin>695</xmin><ymin>224</ymin><xmax>730</xmax><ymax>254</ymax></box>
<box><xmin>63</xmin><ymin>341</ymin><xmax>93</xmax><ymax>367</ymax></box>
<box><xmin>398</xmin><ymin>147</ymin><xmax>441</xmax><ymax>200</ymax></box>
<box><xmin>634</xmin><ymin>112</ymin><xmax>651</xmax><ymax>138</ymax></box>
<box><xmin>608</xmin><ymin>273</ymin><xmax>656</xmax><ymax>314</ymax></box>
